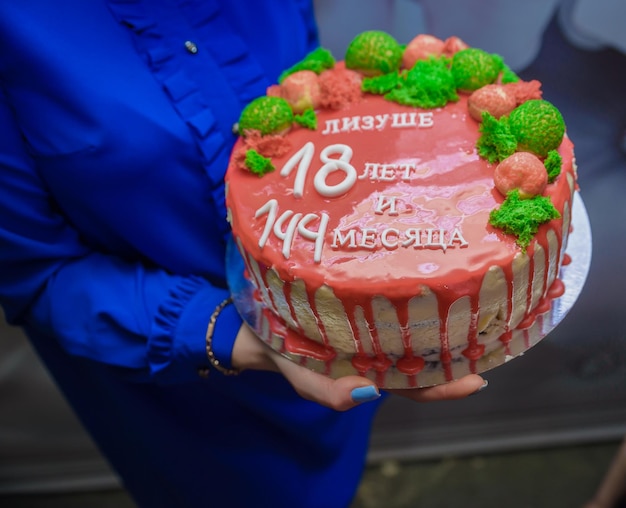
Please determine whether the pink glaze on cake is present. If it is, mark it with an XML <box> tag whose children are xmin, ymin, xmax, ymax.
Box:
<box><xmin>225</xmin><ymin>35</ymin><xmax>578</xmax><ymax>388</ymax></box>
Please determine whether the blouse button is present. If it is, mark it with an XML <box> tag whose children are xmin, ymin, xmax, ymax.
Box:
<box><xmin>184</xmin><ymin>40</ymin><xmax>198</xmax><ymax>54</ymax></box>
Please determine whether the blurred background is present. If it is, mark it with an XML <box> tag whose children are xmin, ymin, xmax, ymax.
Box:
<box><xmin>2</xmin><ymin>1</ymin><xmax>626</xmax><ymax>506</ymax></box>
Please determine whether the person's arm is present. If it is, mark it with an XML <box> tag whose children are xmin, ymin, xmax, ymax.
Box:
<box><xmin>0</xmin><ymin>87</ymin><xmax>240</xmax><ymax>385</ymax></box>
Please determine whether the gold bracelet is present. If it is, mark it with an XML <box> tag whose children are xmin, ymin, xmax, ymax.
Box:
<box><xmin>205</xmin><ymin>297</ymin><xmax>240</xmax><ymax>376</ymax></box>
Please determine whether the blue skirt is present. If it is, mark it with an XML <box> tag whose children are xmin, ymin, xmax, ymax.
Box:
<box><xmin>29</xmin><ymin>328</ymin><xmax>382</xmax><ymax>508</ymax></box>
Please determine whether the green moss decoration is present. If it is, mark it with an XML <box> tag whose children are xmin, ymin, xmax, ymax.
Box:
<box><xmin>245</xmin><ymin>149</ymin><xmax>275</xmax><ymax>176</ymax></box>
<box><xmin>345</xmin><ymin>31</ymin><xmax>403</xmax><ymax>75</ymax></box>
<box><xmin>451</xmin><ymin>48</ymin><xmax>503</xmax><ymax>91</ymax></box>
<box><xmin>279</xmin><ymin>47</ymin><xmax>336</xmax><ymax>83</ymax></box>
<box><xmin>544</xmin><ymin>149</ymin><xmax>562</xmax><ymax>183</ymax></box>
<box><xmin>362</xmin><ymin>71</ymin><xmax>402</xmax><ymax>95</ymax></box>
<box><xmin>294</xmin><ymin>108</ymin><xmax>317</xmax><ymax>130</ymax></box>
<box><xmin>384</xmin><ymin>57</ymin><xmax>458</xmax><ymax>108</ymax></box>
<box><xmin>238</xmin><ymin>96</ymin><xmax>294</xmax><ymax>136</ymax></box>
<box><xmin>476</xmin><ymin>112</ymin><xmax>517</xmax><ymax>163</ymax></box>
<box><xmin>508</xmin><ymin>99</ymin><xmax>565</xmax><ymax>157</ymax></box>
<box><xmin>490</xmin><ymin>189</ymin><xmax>561</xmax><ymax>250</ymax></box>
<box><xmin>500</xmin><ymin>64</ymin><xmax>520</xmax><ymax>84</ymax></box>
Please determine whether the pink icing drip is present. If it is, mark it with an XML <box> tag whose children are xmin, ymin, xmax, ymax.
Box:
<box><xmin>436</xmin><ymin>296</ymin><xmax>454</xmax><ymax>382</ymax></box>
<box><xmin>347</xmin><ymin>299</ymin><xmax>392</xmax><ymax>385</ymax></box>
<box><xmin>499</xmin><ymin>264</ymin><xmax>515</xmax><ymax>355</ymax></box>
<box><xmin>366</xmin><ymin>304</ymin><xmax>393</xmax><ymax>387</ymax></box>
<box><xmin>462</xmin><ymin>295</ymin><xmax>485</xmax><ymax>374</ymax></box>
<box><xmin>345</xmin><ymin>301</ymin><xmax>368</xmax><ymax>376</ymax></box>
<box><xmin>277</xmin><ymin>314</ymin><xmax>336</xmax><ymax>362</ymax></box>
<box><xmin>548</xmin><ymin>279</ymin><xmax>566</xmax><ymax>299</ymax></box>
<box><xmin>518</xmin><ymin>313</ymin><xmax>536</xmax><ymax>330</ymax></box>
<box><xmin>394</xmin><ymin>299</ymin><xmax>425</xmax><ymax>387</ymax></box>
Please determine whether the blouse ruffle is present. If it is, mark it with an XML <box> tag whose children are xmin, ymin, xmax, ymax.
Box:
<box><xmin>107</xmin><ymin>0</ymin><xmax>270</xmax><ymax>243</ymax></box>
<box><xmin>149</xmin><ymin>274</ymin><xmax>238</xmax><ymax>383</ymax></box>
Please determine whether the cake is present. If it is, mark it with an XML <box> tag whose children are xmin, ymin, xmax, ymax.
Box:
<box><xmin>225</xmin><ymin>31</ymin><xmax>578</xmax><ymax>388</ymax></box>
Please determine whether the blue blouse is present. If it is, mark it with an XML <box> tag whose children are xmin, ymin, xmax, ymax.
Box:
<box><xmin>0</xmin><ymin>1</ymin><xmax>381</xmax><ymax>507</ymax></box>
<box><xmin>0</xmin><ymin>0</ymin><xmax>322</xmax><ymax>380</ymax></box>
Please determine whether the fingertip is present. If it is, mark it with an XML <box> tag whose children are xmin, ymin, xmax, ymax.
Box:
<box><xmin>388</xmin><ymin>374</ymin><xmax>488</xmax><ymax>403</ymax></box>
<box><xmin>469</xmin><ymin>378</ymin><xmax>489</xmax><ymax>396</ymax></box>
<box><xmin>330</xmin><ymin>377</ymin><xmax>382</xmax><ymax>411</ymax></box>
<box><xmin>464</xmin><ymin>374</ymin><xmax>487</xmax><ymax>393</ymax></box>
<box><xmin>350</xmin><ymin>385</ymin><xmax>381</xmax><ymax>404</ymax></box>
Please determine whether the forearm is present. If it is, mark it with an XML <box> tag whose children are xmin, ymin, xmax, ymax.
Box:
<box><xmin>20</xmin><ymin>251</ymin><xmax>242</xmax><ymax>384</ymax></box>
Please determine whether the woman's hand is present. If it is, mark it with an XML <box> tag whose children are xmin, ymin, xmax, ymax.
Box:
<box><xmin>232</xmin><ymin>323</ymin><xmax>487</xmax><ymax>411</ymax></box>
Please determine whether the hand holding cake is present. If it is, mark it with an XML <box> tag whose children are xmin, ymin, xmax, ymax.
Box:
<box><xmin>231</xmin><ymin>322</ymin><xmax>487</xmax><ymax>410</ymax></box>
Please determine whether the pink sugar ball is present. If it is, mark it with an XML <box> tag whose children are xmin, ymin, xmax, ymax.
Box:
<box><xmin>402</xmin><ymin>34</ymin><xmax>445</xmax><ymax>69</ymax></box>
<box><xmin>280</xmin><ymin>70</ymin><xmax>321</xmax><ymax>113</ymax></box>
<box><xmin>468</xmin><ymin>84</ymin><xmax>517</xmax><ymax>122</ymax></box>
<box><xmin>494</xmin><ymin>152</ymin><xmax>548</xmax><ymax>198</ymax></box>
<box><xmin>443</xmin><ymin>36</ymin><xmax>469</xmax><ymax>55</ymax></box>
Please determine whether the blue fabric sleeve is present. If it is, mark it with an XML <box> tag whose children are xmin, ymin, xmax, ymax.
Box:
<box><xmin>0</xmin><ymin>85</ymin><xmax>241</xmax><ymax>384</ymax></box>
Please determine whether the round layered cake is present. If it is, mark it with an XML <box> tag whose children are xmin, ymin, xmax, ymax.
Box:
<box><xmin>225</xmin><ymin>32</ymin><xmax>578</xmax><ymax>388</ymax></box>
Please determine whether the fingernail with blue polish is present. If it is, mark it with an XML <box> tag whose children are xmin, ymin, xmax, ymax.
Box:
<box><xmin>351</xmin><ymin>385</ymin><xmax>381</xmax><ymax>404</ymax></box>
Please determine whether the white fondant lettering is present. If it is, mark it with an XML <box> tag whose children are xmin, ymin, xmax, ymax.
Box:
<box><xmin>399</xmin><ymin>163</ymin><xmax>416</xmax><ymax>181</ymax></box>
<box><xmin>423</xmin><ymin>228</ymin><xmax>447</xmax><ymax>251</ymax></box>
<box><xmin>361</xmin><ymin>115</ymin><xmax>375</xmax><ymax>130</ymax></box>
<box><xmin>255</xmin><ymin>201</ymin><xmax>331</xmax><ymax>262</ymax></box>
<box><xmin>418</xmin><ymin>112</ymin><xmax>434</xmax><ymax>127</ymax></box>
<box><xmin>341</xmin><ymin>116</ymin><xmax>360</xmax><ymax>132</ymax></box>
<box><xmin>391</xmin><ymin>112</ymin><xmax>418</xmax><ymax>128</ymax></box>
<box><xmin>449</xmin><ymin>227</ymin><xmax>469</xmax><ymax>248</ymax></box>
<box><xmin>379</xmin><ymin>164</ymin><xmax>396</xmax><ymax>181</ymax></box>
<box><xmin>280</xmin><ymin>142</ymin><xmax>315</xmax><ymax>198</ymax></box>
<box><xmin>255</xmin><ymin>199</ymin><xmax>279</xmax><ymax>249</ymax></box>
<box><xmin>359</xmin><ymin>228</ymin><xmax>377</xmax><ymax>249</ymax></box>
<box><xmin>381</xmin><ymin>228</ymin><xmax>400</xmax><ymax>249</ymax></box>
<box><xmin>332</xmin><ymin>229</ymin><xmax>357</xmax><ymax>248</ymax></box>
<box><xmin>321</xmin><ymin>119</ymin><xmax>341</xmax><ymax>135</ymax></box>
<box><xmin>424</xmin><ymin>228</ymin><xmax>434</xmax><ymax>247</ymax></box>
<box><xmin>402</xmin><ymin>228</ymin><xmax>421</xmax><ymax>247</ymax></box>
<box><xmin>314</xmin><ymin>144</ymin><xmax>357</xmax><ymax>197</ymax></box>
<box><xmin>361</xmin><ymin>162</ymin><xmax>379</xmax><ymax>180</ymax></box>
<box><xmin>358</xmin><ymin>163</ymin><xmax>418</xmax><ymax>182</ymax></box>
<box><xmin>357</xmin><ymin>163</ymin><xmax>376</xmax><ymax>180</ymax></box>
<box><xmin>273</xmin><ymin>210</ymin><xmax>303</xmax><ymax>259</ymax></box>
<box><xmin>330</xmin><ymin>227</ymin><xmax>470</xmax><ymax>252</ymax></box>
<box><xmin>375</xmin><ymin>195</ymin><xmax>399</xmax><ymax>216</ymax></box>
<box><xmin>321</xmin><ymin>112</ymin><xmax>434</xmax><ymax>136</ymax></box>
<box><xmin>375</xmin><ymin>114</ymin><xmax>389</xmax><ymax>130</ymax></box>
<box><xmin>298</xmin><ymin>213</ymin><xmax>329</xmax><ymax>263</ymax></box>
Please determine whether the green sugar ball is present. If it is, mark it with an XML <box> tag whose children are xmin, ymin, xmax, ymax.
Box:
<box><xmin>508</xmin><ymin>99</ymin><xmax>565</xmax><ymax>157</ymax></box>
<box><xmin>345</xmin><ymin>31</ymin><xmax>403</xmax><ymax>76</ymax></box>
<box><xmin>238</xmin><ymin>96</ymin><xmax>294</xmax><ymax>135</ymax></box>
<box><xmin>451</xmin><ymin>48</ymin><xmax>503</xmax><ymax>91</ymax></box>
